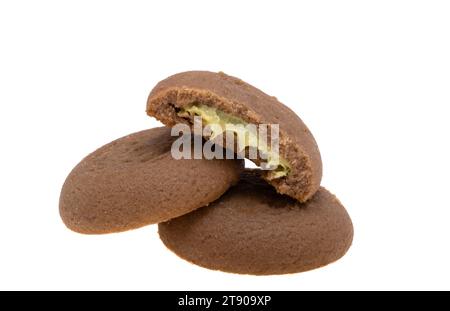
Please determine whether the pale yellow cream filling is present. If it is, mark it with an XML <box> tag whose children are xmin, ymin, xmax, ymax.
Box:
<box><xmin>178</xmin><ymin>104</ymin><xmax>290</xmax><ymax>179</ymax></box>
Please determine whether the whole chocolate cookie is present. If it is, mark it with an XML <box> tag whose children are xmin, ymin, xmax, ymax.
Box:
<box><xmin>159</xmin><ymin>170</ymin><xmax>353</xmax><ymax>275</ymax></box>
<box><xmin>59</xmin><ymin>127</ymin><xmax>243</xmax><ymax>234</ymax></box>
<box><xmin>147</xmin><ymin>71</ymin><xmax>322</xmax><ymax>202</ymax></box>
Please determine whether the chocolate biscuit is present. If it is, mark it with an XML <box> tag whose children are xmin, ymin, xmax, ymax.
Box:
<box><xmin>59</xmin><ymin>127</ymin><xmax>243</xmax><ymax>234</ymax></box>
<box><xmin>147</xmin><ymin>71</ymin><xmax>322</xmax><ymax>202</ymax></box>
<box><xmin>159</xmin><ymin>170</ymin><xmax>353</xmax><ymax>275</ymax></box>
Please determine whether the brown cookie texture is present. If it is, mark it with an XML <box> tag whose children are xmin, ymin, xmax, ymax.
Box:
<box><xmin>147</xmin><ymin>71</ymin><xmax>322</xmax><ymax>202</ymax></box>
<box><xmin>59</xmin><ymin>127</ymin><xmax>244</xmax><ymax>234</ymax></box>
<box><xmin>159</xmin><ymin>170</ymin><xmax>353</xmax><ymax>275</ymax></box>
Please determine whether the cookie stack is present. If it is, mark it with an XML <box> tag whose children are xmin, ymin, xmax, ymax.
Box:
<box><xmin>60</xmin><ymin>71</ymin><xmax>353</xmax><ymax>275</ymax></box>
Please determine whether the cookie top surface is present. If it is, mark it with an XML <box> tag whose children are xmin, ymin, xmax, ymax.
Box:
<box><xmin>147</xmin><ymin>71</ymin><xmax>322</xmax><ymax>202</ymax></box>
<box><xmin>59</xmin><ymin>127</ymin><xmax>243</xmax><ymax>234</ymax></box>
<box><xmin>159</xmin><ymin>170</ymin><xmax>353</xmax><ymax>275</ymax></box>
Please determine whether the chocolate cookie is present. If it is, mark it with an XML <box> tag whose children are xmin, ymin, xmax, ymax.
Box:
<box><xmin>59</xmin><ymin>127</ymin><xmax>243</xmax><ymax>234</ymax></box>
<box><xmin>159</xmin><ymin>170</ymin><xmax>353</xmax><ymax>275</ymax></box>
<box><xmin>147</xmin><ymin>71</ymin><xmax>322</xmax><ymax>202</ymax></box>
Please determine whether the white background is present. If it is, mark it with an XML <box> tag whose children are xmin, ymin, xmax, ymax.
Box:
<box><xmin>1</xmin><ymin>0</ymin><xmax>449</xmax><ymax>290</ymax></box>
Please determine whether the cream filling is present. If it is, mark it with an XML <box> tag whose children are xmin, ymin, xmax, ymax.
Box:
<box><xmin>178</xmin><ymin>104</ymin><xmax>290</xmax><ymax>179</ymax></box>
